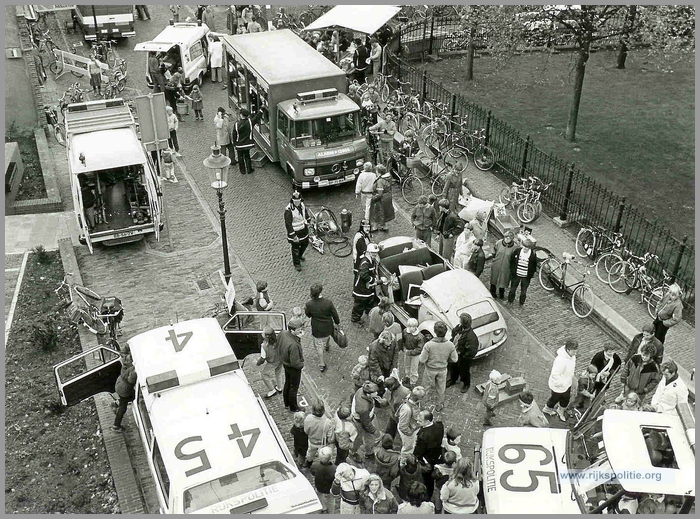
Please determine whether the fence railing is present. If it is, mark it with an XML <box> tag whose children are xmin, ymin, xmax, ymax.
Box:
<box><xmin>385</xmin><ymin>20</ymin><xmax>695</xmax><ymax>314</ymax></box>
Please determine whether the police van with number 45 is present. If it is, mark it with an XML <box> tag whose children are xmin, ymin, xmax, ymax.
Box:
<box><xmin>53</xmin><ymin>314</ymin><xmax>322</xmax><ymax>514</ymax></box>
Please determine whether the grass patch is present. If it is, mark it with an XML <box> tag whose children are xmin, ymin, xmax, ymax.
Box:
<box><xmin>5</xmin><ymin>251</ymin><xmax>119</xmax><ymax>514</ymax></box>
<box><xmin>5</xmin><ymin>124</ymin><xmax>47</xmax><ymax>201</ymax></box>
<box><xmin>417</xmin><ymin>48</ymin><xmax>694</xmax><ymax>241</ymax></box>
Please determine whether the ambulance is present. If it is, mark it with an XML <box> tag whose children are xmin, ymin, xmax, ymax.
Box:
<box><xmin>53</xmin><ymin>314</ymin><xmax>322</xmax><ymax>514</ymax></box>
<box><xmin>477</xmin><ymin>387</ymin><xmax>695</xmax><ymax>514</ymax></box>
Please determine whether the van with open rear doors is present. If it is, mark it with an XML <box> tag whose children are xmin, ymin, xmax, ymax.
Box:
<box><xmin>64</xmin><ymin>98</ymin><xmax>162</xmax><ymax>252</ymax></box>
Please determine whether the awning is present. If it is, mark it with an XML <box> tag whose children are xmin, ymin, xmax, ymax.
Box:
<box><xmin>303</xmin><ymin>5</ymin><xmax>401</xmax><ymax>36</ymax></box>
<box><xmin>70</xmin><ymin>128</ymin><xmax>146</xmax><ymax>174</ymax></box>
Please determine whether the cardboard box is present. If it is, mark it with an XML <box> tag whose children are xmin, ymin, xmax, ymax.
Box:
<box><xmin>506</xmin><ymin>376</ymin><xmax>526</xmax><ymax>395</ymax></box>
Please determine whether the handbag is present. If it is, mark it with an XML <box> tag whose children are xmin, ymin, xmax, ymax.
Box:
<box><xmin>334</xmin><ymin>325</ymin><xmax>348</xmax><ymax>349</ymax></box>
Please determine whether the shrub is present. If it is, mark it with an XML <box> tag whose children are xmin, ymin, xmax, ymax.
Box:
<box><xmin>33</xmin><ymin>245</ymin><xmax>50</xmax><ymax>264</ymax></box>
<box><xmin>33</xmin><ymin>316</ymin><xmax>60</xmax><ymax>352</ymax></box>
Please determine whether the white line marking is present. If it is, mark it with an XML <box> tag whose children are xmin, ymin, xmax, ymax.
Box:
<box><xmin>5</xmin><ymin>251</ymin><xmax>30</xmax><ymax>346</ymax></box>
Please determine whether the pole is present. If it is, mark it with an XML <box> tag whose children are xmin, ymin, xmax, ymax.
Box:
<box><xmin>428</xmin><ymin>16</ymin><xmax>435</xmax><ymax>55</ymax></box>
<box><xmin>613</xmin><ymin>196</ymin><xmax>626</xmax><ymax>233</ymax></box>
<box><xmin>148</xmin><ymin>94</ymin><xmax>174</xmax><ymax>250</ymax></box>
<box><xmin>91</xmin><ymin>5</ymin><xmax>99</xmax><ymax>44</ymax></box>
<box><xmin>421</xmin><ymin>70</ymin><xmax>427</xmax><ymax>103</ymax></box>
<box><xmin>671</xmin><ymin>235</ymin><xmax>688</xmax><ymax>280</ymax></box>
<box><xmin>520</xmin><ymin>136</ymin><xmax>530</xmax><ymax>179</ymax></box>
<box><xmin>560</xmin><ymin>163</ymin><xmax>575</xmax><ymax>222</ymax></box>
<box><xmin>217</xmin><ymin>189</ymin><xmax>232</xmax><ymax>282</ymax></box>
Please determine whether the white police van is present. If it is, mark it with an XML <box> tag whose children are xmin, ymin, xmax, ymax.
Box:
<box><xmin>54</xmin><ymin>313</ymin><xmax>322</xmax><ymax>514</ymax></box>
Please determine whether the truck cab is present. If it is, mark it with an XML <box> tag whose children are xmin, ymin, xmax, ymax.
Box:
<box><xmin>74</xmin><ymin>5</ymin><xmax>135</xmax><ymax>41</ymax></box>
<box><xmin>223</xmin><ymin>29</ymin><xmax>368</xmax><ymax>189</ymax></box>
<box><xmin>478</xmin><ymin>386</ymin><xmax>695</xmax><ymax>514</ymax></box>
<box><xmin>135</xmin><ymin>22</ymin><xmax>219</xmax><ymax>93</ymax></box>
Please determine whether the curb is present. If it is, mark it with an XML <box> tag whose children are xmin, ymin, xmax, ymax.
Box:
<box><xmin>57</xmin><ymin>238</ymin><xmax>146</xmax><ymax>514</ymax></box>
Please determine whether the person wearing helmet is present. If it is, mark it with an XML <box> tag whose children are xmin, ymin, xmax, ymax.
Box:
<box><xmin>352</xmin><ymin>219</ymin><xmax>372</xmax><ymax>278</ymax></box>
<box><xmin>351</xmin><ymin>243</ymin><xmax>382</xmax><ymax>323</ymax></box>
<box><xmin>284</xmin><ymin>191</ymin><xmax>310</xmax><ymax>271</ymax></box>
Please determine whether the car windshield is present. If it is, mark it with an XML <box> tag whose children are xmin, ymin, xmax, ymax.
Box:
<box><xmin>291</xmin><ymin>112</ymin><xmax>360</xmax><ymax>148</ymax></box>
<box><xmin>183</xmin><ymin>461</ymin><xmax>296</xmax><ymax>513</ymax></box>
<box><xmin>456</xmin><ymin>301</ymin><xmax>499</xmax><ymax>329</ymax></box>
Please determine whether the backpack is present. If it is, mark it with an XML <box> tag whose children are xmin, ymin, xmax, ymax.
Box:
<box><xmin>336</xmin><ymin>420</ymin><xmax>353</xmax><ymax>451</ymax></box>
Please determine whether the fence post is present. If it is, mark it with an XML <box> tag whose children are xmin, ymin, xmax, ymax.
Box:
<box><xmin>613</xmin><ymin>196</ymin><xmax>626</xmax><ymax>233</ymax></box>
<box><xmin>421</xmin><ymin>19</ymin><xmax>428</xmax><ymax>60</ymax></box>
<box><xmin>428</xmin><ymin>15</ymin><xmax>436</xmax><ymax>54</ymax></box>
<box><xmin>421</xmin><ymin>70</ymin><xmax>427</xmax><ymax>103</ymax></box>
<box><xmin>484</xmin><ymin>110</ymin><xmax>492</xmax><ymax>147</ymax></box>
<box><xmin>560</xmin><ymin>163</ymin><xmax>575</xmax><ymax>222</ymax></box>
<box><xmin>671</xmin><ymin>235</ymin><xmax>688</xmax><ymax>280</ymax></box>
<box><xmin>519</xmin><ymin>135</ymin><xmax>530</xmax><ymax>178</ymax></box>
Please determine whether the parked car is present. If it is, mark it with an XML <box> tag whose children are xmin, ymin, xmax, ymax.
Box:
<box><xmin>377</xmin><ymin>236</ymin><xmax>507</xmax><ymax>359</ymax></box>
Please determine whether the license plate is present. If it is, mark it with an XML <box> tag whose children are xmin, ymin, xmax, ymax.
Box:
<box><xmin>114</xmin><ymin>230</ymin><xmax>137</xmax><ymax>239</ymax></box>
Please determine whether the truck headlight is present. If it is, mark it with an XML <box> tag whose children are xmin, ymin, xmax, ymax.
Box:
<box><xmin>356</xmin><ymin>158</ymin><xmax>364</xmax><ymax>167</ymax></box>
<box><xmin>303</xmin><ymin>168</ymin><xmax>315</xmax><ymax>177</ymax></box>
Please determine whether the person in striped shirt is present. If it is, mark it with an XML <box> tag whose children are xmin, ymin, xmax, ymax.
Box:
<box><xmin>507</xmin><ymin>237</ymin><xmax>538</xmax><ymax>306</ymax></box>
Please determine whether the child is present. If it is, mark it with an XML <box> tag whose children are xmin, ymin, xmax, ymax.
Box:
<box><xmin>441</xmin><ymin>427</ymin><xmax>463</xmax><ymax>461</ymax></box>
<box><xmin>432</xmin><ymin>450</ymin><xmax>458</xmax><ymax>513</ymax></box>
<box><xmin>310</xmin><ymin>446</ymin><xmax>337</xmax><ymax>514</ymax></box>
<box><xmin>374</xmin><ymin>433</ymin><xmax>401</xmax><ymax>489</ymax></box>
<box><xmin>334</xmin><ymin>406</ymin><xmax>358</xmax><ymax>466</ymax></box>
<box><xmin>482</xmin><ymin>370</ymin><xmax>502</xmax><ymax>426</ymax></box>
<box><xmin>160</xmin><ymin>147</ymin><xmax>177</xmax><ymax>183</ymax></box>
<box><xmin>255</xmin><ymin>280</ymin><xmax>274</xmax><ymax>311</ymax></box>
<box><xmin>570</xmin><ymin>365</ymin><xmax>598</xmax><ymax>413</ymax></box>
<box><xmin>351</xmin><ymin>355</ymin><xmax>370</xmax><ymax>393</ymax></box>
<box><xmin>381</xmin><ymin>312</ymin><xmax>402</xmax><ymax>344</ymax></box>
<box><xmin>367</xmin><ymin>297</ymin><xmax>391</xmax><ymax>339</ymax></box>
<box><xmin>517</xmin><ymin>390</ymin><xmax>549</xmax><ymax>427</ymax></box>
<box><xmin>291</xmin><ymin>306</ymin><xmax>307</xmax><ymax>327</ymax></box>
<box><xmin>401</xmin><ymin>318</ymin><xmax>425</xmax><ymax>387</ymax></box>
<box><xmin>290</xmin><ymin>411</ymin><xmax>309</xmax><ymax>467</ymax></box>
<box><xmin>189</xmin><ymin>84</ymin><xmax>204</xmax><ymax>121</ymax></box>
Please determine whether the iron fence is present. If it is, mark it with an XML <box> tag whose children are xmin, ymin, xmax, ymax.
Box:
<box><xmin>385</xmin><ymin>21</ymin><xmax>695</xmax><ymax>314</ymax></box>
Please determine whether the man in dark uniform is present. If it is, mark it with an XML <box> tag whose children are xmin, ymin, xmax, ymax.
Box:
<box><xmin>231</xmin><ymin>107</ymin><xmax>263</xmax><ymax>174</ymax></box>
<box><xmin>284</xmin><ymin>191</ymin><xmax>310</xmax><ymax>272</ymax></box>
<box><xmin>351</xmin><ymin>243</ymin><xmax>382</xmax><ymax>323</ymax></box>
<box><xmin>351</xmin><ymin>37</ymin><xmax>369</xmax><ymax>84</ymax></box>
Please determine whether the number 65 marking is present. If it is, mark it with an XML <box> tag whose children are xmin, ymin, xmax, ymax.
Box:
<box><xmin>498</xmin><ymin>444</ymin><xmax>559</xmax><ymax>494</ymax></box>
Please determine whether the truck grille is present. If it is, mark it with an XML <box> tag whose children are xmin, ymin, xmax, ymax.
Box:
<box><xmin>316</xmin><ymin>160</ymin><xmax>354</xmax><ymax>177</ymax></box>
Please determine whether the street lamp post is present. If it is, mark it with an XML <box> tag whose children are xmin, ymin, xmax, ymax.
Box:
<box><xmin>203</xmin><ymin>144</ymin><xmax>232</xmax><ymax>282</ymax></box>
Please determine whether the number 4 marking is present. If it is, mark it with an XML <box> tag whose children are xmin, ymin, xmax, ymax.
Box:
<box><xmin>166</xmin><ymin>329</ymin><xmax>193</xmax><ymax>352</ymax></box>
<box><xmin>228</xmin><ymin>424</ymin><xmax>261</xmax><ymax>458</ymax></box>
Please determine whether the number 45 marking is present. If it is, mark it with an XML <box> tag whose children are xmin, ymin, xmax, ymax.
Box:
<box><xmin>228</xmin><ymin>424</ymin><xmax>261</xmax><ymax>458</ymax></box>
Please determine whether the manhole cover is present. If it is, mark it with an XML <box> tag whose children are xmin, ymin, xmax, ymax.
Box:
<box><xmin>195</xmin><ymin>277</ymin><xmax>212</xmax><ymax>291</ymax></box>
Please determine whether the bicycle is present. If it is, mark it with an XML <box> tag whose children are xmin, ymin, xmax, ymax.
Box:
<box><xmin>607</xmin><ymin>251</ymin><xmax>660</xmax><ymax>295</ymax></box>
<box><xmin>31</xmin><ymin>29</ymin><xmax>60</xmax><ymax>66</ymax></box>
<box><xmin>55</xmin><ymin>273</ymin><xmax>124</xmax><ymax>337</ymax></box>
<box><xmin>298</xmin><ymin>5</ymin><xmax>332</xmax><ymax>27</ymax></box>
<box><xmin>464</xmin><ymin>128</ymin><xmax>495</xmax><ymax>171</ymax></box>
<box><xmin>306</xmin><ymin>206</ymin><xmax>351</xmax><ymax>257</ymax></box>
<box><xmin>539</xmin><ymin>251</ymin><xmax>595</xmax><ymax>318</ymax></box>
<box><xmin>516</xmin><ymin>184</ymin><xmax>551</xmax><ymax>224</ymax></box>
<box><xmin>499</xmin><ymin>176</ymin><xmax>546</xmax><ymax>207</ymax></box>
<box><xmin>389</xmin><ymin>151</ymin><xmax>425</xmax><ymax>205</ymax></box>
<box><xmin>99</xmin><ymin>72</ymin><xmax>126</xmax><ymax>99</ymax></box>
<box><xmin>91</xmin><ymin>39</ymin><xmax>118</xmax><ymax>68</ymax></box>
<box><xmin>575</xmin><ymin>224</ymin><xmax>625</xmax><ymax>260</ymax></box>
<box><xmin>44</xmin><ymin>105</ymin><xmax>66</xmax><ymax>146</ymax></box>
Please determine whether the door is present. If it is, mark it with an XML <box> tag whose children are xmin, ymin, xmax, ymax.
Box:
<box><xmin>143</xmin><ymin>161</ymin><xmax>161</xmax><ymax>241</ymax></box>
<box><xmin>222</xmin><ymin>311</ymin><xmax>287</xmax><ymax>360</ymax></box>
<box><xmin>72</xmin><ymin>174</ymin><xmax>94</xmax><ymax>253</ymax></box>
<box><xmin>53</xmin><ymin>345</ymin><xmax>121</xmax><ymax>406</ymax></box>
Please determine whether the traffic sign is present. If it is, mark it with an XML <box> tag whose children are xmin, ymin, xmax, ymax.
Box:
<box><xmin>134</xmin><ymin>93</ymin><xmax>169</xmax><ymax>152</ymax></box>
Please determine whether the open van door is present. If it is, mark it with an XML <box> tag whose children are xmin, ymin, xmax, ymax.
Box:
<box><xmin>143</xmin><ymin>161</ymin><xmax>161</xmax><ymax>241</ymax></box>
<box><xmin>222</xmin><ymin>311</ymin><xmax>287</xmax><ymax>361</ymax></box>
<box><xmin>54</xmin><ymin>345</ymin><xmax>121</xmax><ymax>406</ymax></box>
<box><xmin>72</xmin><ymin>175</ymin><xmax>94</xmax><ymax>253</ymax></box>
<box><xmin>134</xmin><ymin>41</ymin><xmax>175</xmax><ymax>53</ymax></box>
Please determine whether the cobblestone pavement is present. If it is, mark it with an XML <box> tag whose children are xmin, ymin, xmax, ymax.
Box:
<box><xmin>37</xmin><ymin>4</ymin><xmax>694</xmax><ymax>512</ymax></box>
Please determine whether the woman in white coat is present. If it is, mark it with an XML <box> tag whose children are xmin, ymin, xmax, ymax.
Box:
<box><xmin>209</xmin><ymin>36</ymin><xmax>224</xmax><ymax>83</ymax></box>
<box><xmin>452</xmin><ymin>222</ymin><xmax>475</xmax><ymax>270</ymax></box>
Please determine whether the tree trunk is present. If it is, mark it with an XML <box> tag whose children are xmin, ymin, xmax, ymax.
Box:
<box><xmin>465</xmin><ymin>26</ymin><xmax>476</xmax><ymax>80</ymax></box>
<box><xmin>616</xmin><ymin>5</ymin><xmax>637</xmax><ymax>69</ymax></box>
<box><xmin>565</xmin><ymin>39</ymin><xmax>590</xmax><ymax>142</ymax></box>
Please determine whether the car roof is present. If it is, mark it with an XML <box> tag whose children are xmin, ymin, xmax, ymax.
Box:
<box><xmin>278</xmin><ymin>93</ymin><xmax>360</xmax><ymax>121</ymax></box>
<box><xmin>602</xmin><ymin>409</ymin><xmax>695</xmax><ymax>495</ymax></box>
<box><xmin>69</xmin><ymin>127</ymin><xmax>145</xmax><ymax>174</ymax></box>
<box><xmin>421</xmin><ymin>269</ymin><xmax>493</xmax><ymax>313</ymax></box>
<box><xmin>222</xmin><ymin>29</ymin><xmax>345</xmax><ymax>87</ymax></box>
<box><xmin>147</xmin><ymin>22</ymin><xmax>210</xmax><ymax>47</ymax></box>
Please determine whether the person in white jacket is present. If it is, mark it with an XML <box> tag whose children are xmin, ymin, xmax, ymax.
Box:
<box><xmin>209</xmin><ymin>35</ymin><xmax>224</xmax><ymax>83</ymax></box>
<box><xmin>650</xmin><ymin>360</ymin><xmax>688</xmax><ymax>414</ymax></box>
<box><xmin>543</xmin><ymin>339</ymin><xmax>578</xmax><ymax>422</ymax></box>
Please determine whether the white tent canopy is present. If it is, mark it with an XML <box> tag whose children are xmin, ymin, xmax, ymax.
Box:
<box><xmin>303</xmin><ymin>4</ymin><xmax>401</xmax><ymax>36</ymax></box>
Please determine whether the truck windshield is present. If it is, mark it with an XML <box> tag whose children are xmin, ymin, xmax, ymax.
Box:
<box><xmin>291</xmin><ymin>112</ymin><xmax>360</xmax><ymax>148</ymax></box>
<box><xmin>183</xmin><ymin>461</ymin><xmax>296</xmax><ymax>513</ymax></box>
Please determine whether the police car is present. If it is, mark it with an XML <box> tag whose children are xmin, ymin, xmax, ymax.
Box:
<box><xmin>476</xmin><ymin>388</ymin><xmax>695</xmax><ymax>514</ymax></box>
<box><xmin>54</xmin><ymin>314</ymin><xmax>322</xmax><ymax>514</ymax></box>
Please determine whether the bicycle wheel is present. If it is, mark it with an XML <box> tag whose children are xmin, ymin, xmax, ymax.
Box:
<box><xmin>431</xmin><ymin>172</ymin><xmax>448</xmax><ymax>196</ymax></box>
<box><xmin>446</xmin><ymin>148</ymin><xmax>468</xmax><ymax>173</ymax></box>
<box><xmin>402</xmin><ymin>113</ymin><xmax>419</xmax><ymax>134</ymax></box>
<box><xmin>608</xmin><ymin>260</ymin><xmax>635</xmax><ymax>294</ymax></box>
<box><xmin>646</xmin><ymin>286</ymin><xmax>665</xmax><ymax>319</ymax></box>
<box><xmin>315</xmin><ymin>208</ymin><xmax>340</xmax><ymax>237</ymax></box>
<box><xmin>117</xmin><ymin>78</ymin><xmax>126</xmax><ymax>92</ymax></box>
<box><xmin>516</xmin><ymin>202</ymin><xmax>537</xmax><ymax>223</ymax></box>
<box><xmin>299</xmin><ymin>11</ymin><xmax>313</xmax><ymax>26</ymax></box>
<box><xmin>54</xmin><ymin>123</ymin><xmax>66</xmax><ymax>146</ymax></box>
<box><xmin>83</xmin><ymin>311</ymin><xmax>108</xmax><ymax>335</ymax></box>
<box><xmin>539</xmin><ymin>257</ymin><xmax>561</xmax><ymax>291</ymax></box>
<box><xmin>402</xmin><ymin>175</ymin><xmax>423</xmax><ymax>205</ymax></box>
<box><xmin>424</xmin><ymin>132</ymin><xmax>441</xmax><ymax>151</ymax></box>
<box><xmin>499</xmin><ymin>187</ymin><xmax>512</xmax><ymax>206</ymax></box>
<box><xmin>463</xmin><ymin>134</ymin><xmax>477</xmax><ymax>155</ymax></box>
<box><xmin>594</xmin><ymin>252</ymin><xmax>620</xmax><ymax>284</ymax></box>
<box><xmin>380</xmin><ymin>84</ymin><xmax>390</xmax><ymax>103</ymax></box>
<box><xmin>575</xmin><ymin>227</ymin><xmax>596</xmax><ymax>258</ymax></box>
<box><xmin>572</xmin><ymin>285</ymin><xmax>594</xmax><ymax>318</ymax></box>
<box><xmin>48</xmin><ymin>58</ymin><xmax>63</xmax><ymax>74</ymax></box>
<box><xmin>473</xmin><ymin>145</ymin><xmax>495</xmax><ymax>171</ymax></box>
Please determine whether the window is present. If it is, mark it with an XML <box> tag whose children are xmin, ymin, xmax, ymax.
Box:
<box><xmin>189</xmin><ymin>40</ymin><xmax>203</xmax><ymax>62</ymax></box>
<box><xmin>183</xmin><ymin>461</ymin><xmax>296</xmax><ymax>514</ymax></box>
<box><xmin>277</xmin><ymin>111</ymin><xmax>289</xmax><ymax>138</ymax></box>
<box><xmin>136</xmin><ymin>389</ymin><xmax>154</xmax><ymax>447</ymax></box>
<box><xmin>642</xmin><ymin>427</ymin><xmax>678</xmax><ymax>469</ymax></box>
<box><xmin>152</xmin><ymin>440</ymin><xmax>171</xmax><ymax>502</ymax></box>
<box><xmin>457</xmin><ymin>301</ymin><xmax>500</xmax><ymax>329</ymax></box>
<box><xmin>291</xmin><ymin>112</ymin><xmax>360</xmax><ymax>148</ymax></box>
